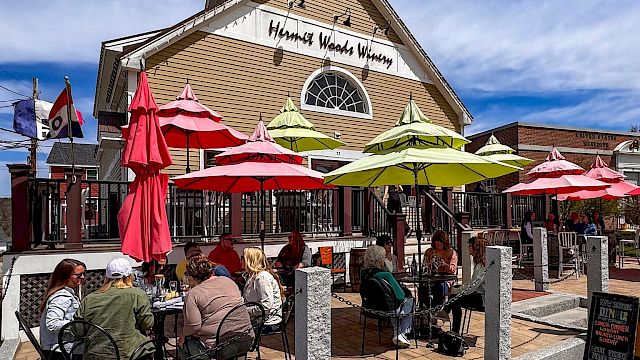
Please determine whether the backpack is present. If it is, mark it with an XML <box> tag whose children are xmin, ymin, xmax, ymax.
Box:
<box><xmin>359</xmin><ymin>272</ymin><xmax>399</xmax><ymax>313</ymax></box>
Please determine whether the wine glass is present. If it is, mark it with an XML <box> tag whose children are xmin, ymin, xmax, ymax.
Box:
<box><xmin>169</xmin><ymin>281</ymin><xmax>178</xmax><ymax>294</ymax></box>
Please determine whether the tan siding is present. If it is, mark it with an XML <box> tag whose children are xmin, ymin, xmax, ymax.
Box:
<box><xmin>147</xmin><ymin>31</ymin><xmax>458</xmax><ymax>175</ymax></box>
<box><xmin>254</xmin><ymin>0</ymin><xmax>403</xmax><ymax>44</ymax></box>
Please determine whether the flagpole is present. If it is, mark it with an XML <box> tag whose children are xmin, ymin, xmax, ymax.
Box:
<box><xmin>30</xmin><ymin>77</ymin><xmax>38</xmax><ymax>177</ymax></box>
<box><xmin>64</xmin><ymin>76</ymin><xmax>76</xmax><ymax>181</ymax></box>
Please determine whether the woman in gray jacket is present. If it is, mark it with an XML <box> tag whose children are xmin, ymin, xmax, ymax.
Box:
<box><xmin>39</xmin><ymin>258</ymin><xmax>86</xmax><ymax>360</ymax></box>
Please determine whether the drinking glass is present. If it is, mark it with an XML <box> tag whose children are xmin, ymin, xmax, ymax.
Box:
<box><xmin>169</xmin><ymin>281</ymin><xmax>178</xmax><ymax>294</ymax></box>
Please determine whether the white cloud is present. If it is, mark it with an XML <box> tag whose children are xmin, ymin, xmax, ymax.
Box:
<box><xmin>393</xmin><ymin>0</ymin><xmax>640</xmax><ymax>92</ymax></box>
<box><xmin>0</xmin><ymin>0</ymin><xmax>203</xmax><ymax>63</ymax></box>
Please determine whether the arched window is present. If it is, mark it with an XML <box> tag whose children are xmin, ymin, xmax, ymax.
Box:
<box><xmin>301</xmin><ymin>67</ymin><xmax>372</xmax><ymax>119</ymax></box>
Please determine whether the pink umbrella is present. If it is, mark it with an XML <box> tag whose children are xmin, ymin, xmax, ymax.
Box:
<box><xmin>172</xmin><ymin>120</ymin><xmax>330</xmax><ymax>249</ymax></box>
<box><xmin>157</xmin><ymin>83</ymin><xmax>248</xmax><ymax>173</ymax></box>
<box><xmin>556</xmin><ymin>155</ymin><xmax>639</xmax><ymax>200</ymax></box>
<box><xmin>504</xmin><ymin>148</ymin><xmax>610</xmax><ymax>195</ymax></box>
<box><xmin>118</xmin><ymin>72</ymin><xmax>173</xmax><ymax>262</ymax></box>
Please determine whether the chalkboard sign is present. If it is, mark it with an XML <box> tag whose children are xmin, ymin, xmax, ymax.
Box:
<box><xmin>584</xmin><ymin>292</ymin><xmax>639</xmax><ymax>360</ymax></box>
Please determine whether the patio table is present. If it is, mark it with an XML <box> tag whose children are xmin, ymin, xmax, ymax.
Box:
<box><xmin>152</xmin><ymin>304</ymin><xmax>183</xmax><ymax>360</ymax></box>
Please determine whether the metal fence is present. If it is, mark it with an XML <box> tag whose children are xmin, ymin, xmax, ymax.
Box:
<box><xmin>512</xmin><ymin>194</ymin><xmax>546</xmax><ymax>226</ymax></box>
<box><xmin>451</xmin><ymin>191</ymin><xmax>507</xmax><ymax>229</ymax></box>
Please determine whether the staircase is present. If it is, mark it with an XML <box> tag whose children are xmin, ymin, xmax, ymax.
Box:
<box><xmin>512</xmin><ymin>293</ymin><xmax>588</xmax><ymax>330</ymax></box>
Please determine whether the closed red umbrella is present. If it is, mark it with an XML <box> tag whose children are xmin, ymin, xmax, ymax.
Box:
<box><xmin>118</xmin><ymin>71</ymin><xmax>173</xmax><ymax>262</ymax></box>
<box><xmin>157</xmin><ymin>83</ymin><xmax>248</xmax><ymax>172</ymax></box>
<box><xmin>172</xmin><ymin>120</ymin><xmax>329</xmax><ymax>249</ymax></box>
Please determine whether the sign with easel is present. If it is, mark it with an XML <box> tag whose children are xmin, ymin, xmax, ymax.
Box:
<box><xmin>584</xmin><ymin>292</ymin><xmax>639</xmax><ymax>360</ymax></box>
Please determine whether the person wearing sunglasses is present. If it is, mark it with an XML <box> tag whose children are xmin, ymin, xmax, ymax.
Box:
<box><xmin>39</xmin><ymin>258</ymin><xmax>86</xmax><ymax>360</ymax></box>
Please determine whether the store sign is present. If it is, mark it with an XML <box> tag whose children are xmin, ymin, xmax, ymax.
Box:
<box><xmin>268</xmin><ymin>20</ymin><xmax>394</xmax><ymax>69</ymax></box>
<box><xmin>576</xmin><ymin>131</ymin><xmax>617</xmax><ymax>149</ymax></box>
<box><xmin>584</xmin><ymin>292</ymin><xmax>639</xmax><ymax>360</ymax></box>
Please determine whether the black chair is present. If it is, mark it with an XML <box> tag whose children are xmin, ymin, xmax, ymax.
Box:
<box><xmin>360</xmin><ymin>276</ymin><xmax>415</xmax><ymax>360</ymax></box>
<box><xmin>258</xmin><ymin>296</ymin><xmax>294</xmax><ymax>360</ymax></box>
<box><xmin>58</xmin><ymin>320</ymin><xmax>120</xmax><ymax>360</ymax></box>
<box><xmin>183</xmin><ymin>301</ymin><xmax>265</xmax><ymax>360</ymax></box>
<box><xmin>129</xmin><ymin>339</ymin><xmax>156</xmax><ymax>360</ymax></box>
<box><xmin>15</xmin><ymin>311</ymin><xmax>48</xmax><ymax>360</ymax></box>
<box><xmin>460</xmin><ymin>303</ymin><xmax>485</xmax><ymax>335</ymax></box>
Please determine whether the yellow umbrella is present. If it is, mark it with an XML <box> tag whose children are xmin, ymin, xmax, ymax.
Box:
<box><xmin>267</xmin><ymin>97</ymin><xmax>345</xmax><ymax>152</ymax></box>
<box><xmin>475</xmin><ymin>134</ymin><xmax>534</xmax><ymax>167</ymax></box>
<box><xmin>364</xmin><ymin>98</ymin><xmax>469</xmax><ymax>154</ymax></box>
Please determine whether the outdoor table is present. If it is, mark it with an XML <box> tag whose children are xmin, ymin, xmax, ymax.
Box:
<box><xmin>152</xmin><ymin>303</ymin><xmax>183</xmax><ymax>360</ymax></box>
<box><xmin>397</xmin><ymin>273</ymin><xmax>457</xmax><ymax>344</ymax></box>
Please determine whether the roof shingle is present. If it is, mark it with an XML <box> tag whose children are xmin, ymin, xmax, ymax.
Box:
<box><xmin>46</xmin><ymin>143</ymin><xmax>98</xmax><ymax>167</ymax></box>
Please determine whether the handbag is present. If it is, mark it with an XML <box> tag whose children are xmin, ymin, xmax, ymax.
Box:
<box><xmin>437</xmin><ymin>331</ymin><xmax>468</xmax><ymax>357</ymax></box>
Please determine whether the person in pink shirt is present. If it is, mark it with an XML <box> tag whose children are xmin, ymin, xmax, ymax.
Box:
<box><xmin>208</xmin><ymin>233</ymin><xmax>243</xmax><ymax>274</ymax></box>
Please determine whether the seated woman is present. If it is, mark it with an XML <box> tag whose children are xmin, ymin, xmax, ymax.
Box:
<box><xmin>361</xmin><ymin>245</ymin><xmax>413</xmax><ymax>348</ymax></box>
<box><xmin>582</xmin><ymin>213</ymin><xmax>597</xmax><ymax>235</ymax></box>
<box><xmin>275</xmin><ymin>230</ymin><xmax>312</xmax><ymax>268</ymax></box>
<box><xmin>376</xmin><ymin>235</ymin><xmax>398</xmax><ymax>272</ymax></box>
<box><xmin>544</xmin><ymin>213</ymin><xmax>557</xmax><ymax>233</ymax></box>
<box><xmin>421</xmin><ymin>231</ymin><xmax>458</xmax><ymax>306</ymax></box>
<box><xmin>520</xmin><ymin>210</ymin><xmax>535</xmax><ymax>244</ymax></box>
<box><xmin>444</xmin><ymin>236</ymin><xmax>489</xmax><ymax>334</ymax></box>
<box><xmin>275</xmin><ymin>230</ymin><xmax>312</xmax><ymax>289</ymax></box>
<box><xmin>74</xmin><ymin>258</ymin><xmax>155</xmax><ymax>359</ymax></box>
<box><xmin>133</xmin><ymin>259</ymin><xmax>166</xmax><ymax>291</ymax></box>
<box><xmin>180</xmin><ymin>257</ymin><xmax>253</xmax><ymax>356</ymax></box>
<box><xmin>39</xmin><ymin>259</ymin><xmax>86</xmax><ymax>360</ymax></box>
<box><xmin>242</xmin><ymin>247</ymin><xmax>284</xmax><ymax>333</ymax></box>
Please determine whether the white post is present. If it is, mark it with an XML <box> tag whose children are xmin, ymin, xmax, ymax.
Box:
<box><xmin>586</xmin><ymin>236</ymin><xmax>609</xmax><ymax>306</ymax></box>
<box><xmin>295</xmin><ymin>267</ymin><xmax>332</xmax><ymax>360</ymax></box>
<box><xmin>461</xmin><ymin>231</ymin><xmax>474</xmax><ymax>284</ymax></box>
<box><xmin>485</xmin><ymin>246</ymin><xmax>512</xmax><ymax>360</ymax></box>
<box><xmin>533</xmin><ymin>227</ymin><xmax>549</xmax><ymax>292</ymax></box>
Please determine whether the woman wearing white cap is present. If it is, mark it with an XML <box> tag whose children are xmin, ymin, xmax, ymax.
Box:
<box><xmin>74</xmin><ymin>257</ymin><xmax>155</xmax><ymax>359</ymax></box>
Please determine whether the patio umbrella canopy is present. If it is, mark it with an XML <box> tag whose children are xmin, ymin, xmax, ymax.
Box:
<box><xmin>363</xmin><ymin>97</ymin><xmax>469</xmax><ymax>154</ymax></box>
<box><xmin>503</xmin><ymin>148</ymin><xmax>610</xmax><ymax>196</ymax></box>
<box><xmin>475</xmin><ymin>134</ymin><xmax>534</xmax><ymax>167</ymax></box>
<box><xmin>172</xmin><ymin>120</ymin><xmax>330</xmax><ymax>249</ymax></box>
<box><xmin>157</xmin><ymin>83</ymin><xmax>248</xmax><ymax>172</ymax></box>
<box><xmin>118</xmin><ymin>71</ymin><xmax>173</xmax><ymax>263</ymax></box>
<box><xmin>267</xmin><ymin>97</ymin><xmax>345</xmax><ymax>152</ymax></box>
<box><xmin>556</xmin><ymin>155</ymin><xmax>638</xmax><ymax>200</ymax></box>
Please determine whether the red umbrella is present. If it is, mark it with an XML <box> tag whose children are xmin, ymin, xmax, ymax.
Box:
<box><xmin>118</xmin><ymin>71</ymin><xmax>173</xmax><ymax>262</ymax></box>
<box><xmin>556</xmin><ymin>155</ymin><xmax>638</xmax><ymax>200</ymax></box>
<box><xmin>172</xmin><ymin>120</ymin><xmax>330</xmax><ymax>249</ymax></box>
<box><xmin>157</xmin><ymin>83</ymin><xmax>248</xmax><ymax>173</ymax></box>
<box><xmin>504</xmin><ymin>148</ymin><xmax>610</xmax><ymax>195</ymax></box>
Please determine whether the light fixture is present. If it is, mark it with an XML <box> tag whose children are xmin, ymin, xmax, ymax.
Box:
<box><xmin>334</xmin><ymin>8</ymin><xmax>351</xmax><ymax>27</ymax></box>
<box><xmin>288</xmin><ymin>0</ymin><xmax>305</xmax><ymax>9</ymax></box>
<box><xmin>374</xmin><ymin>20</ymin><xmax>391</xmax><ymax>35</ymax></box>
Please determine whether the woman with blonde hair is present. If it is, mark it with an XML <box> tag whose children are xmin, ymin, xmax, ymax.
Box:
<box><xmin>243</xmin><ymin>247</ymin><xmax>284</xmax><ymax>333</ymax></box>
<box><xmin>74</xmin><ymin>257</ymin><xmax>155</xmax><ymax>359</ymax></box>
<box><xmin>39</xmin><ymin>259</ymin><xmax>86</xmax><ymax>360</ymax></box>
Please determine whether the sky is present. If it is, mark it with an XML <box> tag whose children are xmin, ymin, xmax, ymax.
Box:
<box><xmin>1</xmin><ymin>0</ymin><xmax>639</xmax><ymax>195</ymax></box>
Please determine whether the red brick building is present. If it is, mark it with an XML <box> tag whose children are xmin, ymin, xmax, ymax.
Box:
<box><xmin>46</xmin><ymin>143</ymin><xmax>99</xmax><ymax>192</ymax></box>
<box><xmin>467</xmin><ymin>122</ymin><xmax>640</xmax><ymax>191</ymax></box>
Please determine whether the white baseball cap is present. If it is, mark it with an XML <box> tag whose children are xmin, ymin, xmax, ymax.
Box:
<box><xmin>106</xmin><ymin>258</ymin><xmax>133</xmax><ymax>279</ymax></box>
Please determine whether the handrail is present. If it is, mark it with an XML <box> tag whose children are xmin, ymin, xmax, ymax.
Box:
<box><xmin>423</xmin><ymin>190</ymin><xmax>471</xmax><ymax>231</ymax></box>
<box><xmin>371</xmin><ymin>191</ymin><xmax>392</xmax><ymax>216</ymax></box>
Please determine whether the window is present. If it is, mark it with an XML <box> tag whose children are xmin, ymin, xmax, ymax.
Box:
<box><xmin>301</xmin><ymin>67</ymin><xmax>372</xmax><ymax>119</ymax></box>
<box><xmin>86</xmin><ymin>169</ymin><xmax>98</xmax><ymax>180</ymax></box>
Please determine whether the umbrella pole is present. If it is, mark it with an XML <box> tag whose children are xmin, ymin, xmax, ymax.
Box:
<box><xmin>414</xmin><ymin>170</ymin><xmax>422</xmax><ymax>280</ymax></box>
<box><xmin>186</xmin><ymin>131</ymin><xmax>191</xmax><ymax>173</ymax></box>
<box><xmin>260</xmin><ymin>181</ymin><xmax>266</xmax><ymax>251</ymax></box>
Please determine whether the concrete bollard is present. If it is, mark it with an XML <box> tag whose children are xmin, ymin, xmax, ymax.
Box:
<box><xmin>586</xmin><ymin>236</ymin><xmax>609</xmax><ymax>306</ymax></box>
<box><xmin>461</xmin><ymin>231</ymin><xmax>474</xmax><ymax>284</ymax></box>
<box><xmin>533</xmin><ymin>227</ymin><xmax>549</xmax><ymax>292</ymax></box>
<box><xmin>485</xmin><ymin>246</ymin><xmax>512</xmax><ymax>360</ymax></box>
<box><xmin>295</xmin><ymin>267</ymin><xmax>332</xmax><ymax>360</ymax></box>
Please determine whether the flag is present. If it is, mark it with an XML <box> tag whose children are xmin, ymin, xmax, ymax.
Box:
<box><xmin>47</xmin><ymin>87</ymin><xmax>84</xmax><ymax>139</ymax></box>
<box><xmin>13</xmin><ymin>99</ymin><xmax>52</xmax><ymax>140</ymax></box>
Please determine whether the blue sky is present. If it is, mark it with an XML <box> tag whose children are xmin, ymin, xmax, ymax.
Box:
<box><xmin>1</xmin><ymin>0</ymin><xmax>639</xmax><ymax>195</ymax></box>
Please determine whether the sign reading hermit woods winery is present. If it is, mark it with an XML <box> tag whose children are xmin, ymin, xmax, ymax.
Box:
<box><xmin>268</xmin><ymin>20</ymin><xmax>394</xmax><ymax>69</ymax></box>
<box><xmin>584</xmin><ymin>292</ymin><xmax>639</xmax><ymax>360</ymax></box>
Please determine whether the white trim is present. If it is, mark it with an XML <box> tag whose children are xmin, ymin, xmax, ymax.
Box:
<box><xmin>517</xmin><ymin>144</ymin><xmax>613</xmax><ymax>156</ymax></box>
<box><xmin>46</xmin><ymin>164</ymin><xmax>99</xmax><ymax>169</ymax></box>
<box><xmin>300</xmin><ymin>66</ymin><xmax>373</xmax><ymax>120</ymax></box>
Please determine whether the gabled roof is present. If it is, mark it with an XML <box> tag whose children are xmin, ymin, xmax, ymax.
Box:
<box><xmin>46</xmin><ymin>143</ymin><xmax>99</xmax><ymax>167</ymax></box>
<box><xmin>101</xmin><ymin>0</ymin><xmax>472</xmax><ymax>124</ymax></box>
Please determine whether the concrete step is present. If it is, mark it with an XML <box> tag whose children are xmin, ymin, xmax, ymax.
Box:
<box><xmin>541</xmin><ymin>307</ymin><xmax>588</xmax><ymax>328</ymax></box>
<box><xmin>511</xmin><ymin>293</ymin><xmax>581</xmax><ymax>318</ymax></box>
